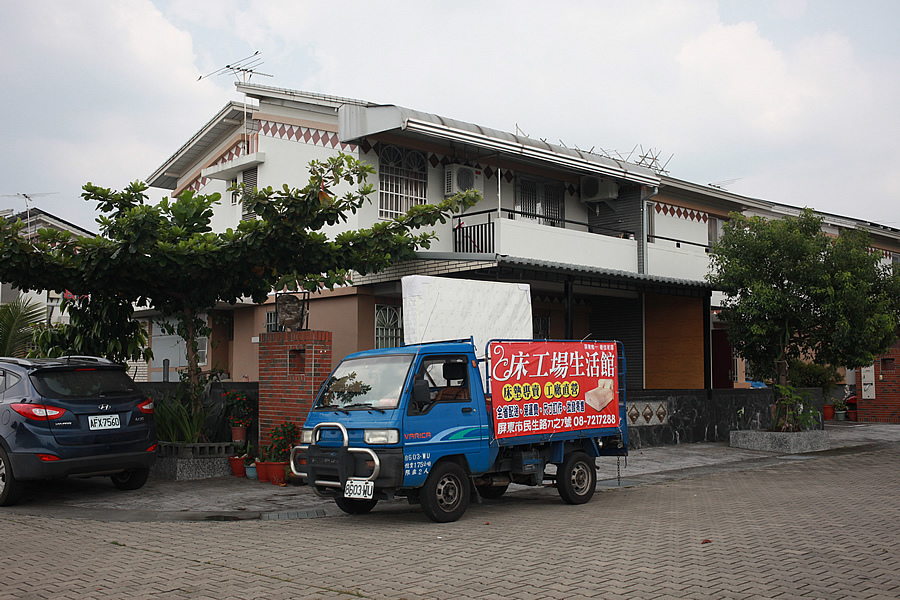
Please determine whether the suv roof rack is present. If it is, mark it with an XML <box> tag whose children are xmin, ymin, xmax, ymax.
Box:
<box><xmin>61</xmin><ymin>356</ymin><xmax>116</xmax><ymax>364</ymax></box>
<box><xmin>0</xmin><ymin>357</ymin><xmax>36</xmax><ymax>367</ymax></box>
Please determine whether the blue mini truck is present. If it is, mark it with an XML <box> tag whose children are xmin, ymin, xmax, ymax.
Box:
<box><xmin>291</xmin><ymin>338</ymin><xmax>627</xmax><ymax>522</ymax></box>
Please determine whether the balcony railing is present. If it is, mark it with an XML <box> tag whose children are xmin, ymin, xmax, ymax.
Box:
<box><xmin>453</xmin><ymin>209</ymin><xmax>634</xmax><ymax>254</ymax></box>
<box><xmin>647</xmin><ymin>234</ymin><xmax>710</xmax><ymax>252</ymax></box>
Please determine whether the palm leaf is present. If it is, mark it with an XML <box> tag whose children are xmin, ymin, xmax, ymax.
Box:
<box><xmin>0</xmin><ymin>296</ymin><xmax>46</xmax><ymax>357</ymax></box>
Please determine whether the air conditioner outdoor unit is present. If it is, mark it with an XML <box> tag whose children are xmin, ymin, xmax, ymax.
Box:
<box><xmin>580</xmin><ymin>176</ymin><xmax>619</xmax><ymax>203</ymax></box>
<box><xmin>444</xmin><ymin>164</ymin><xmax>483</xmax><ymax>196</ymax></box>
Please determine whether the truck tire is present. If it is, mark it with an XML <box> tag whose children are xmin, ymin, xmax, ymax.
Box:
<box><xmin>334</xmin><ymin>496</ymin><xmax>378</xmax><ymax>515</ymax></box>
<box><xmin>421</xmin><ymin>461</ymin><xmax>470</xmax><ymax>523</ymax></box>
<box><xmin>557</xmin><ymin>452</ymin><xmax>596</xmax><ymax>505</ymax></box>
<box><xmin>0</xmin><ymin>446</ymin><xmax>24</xmax><ymax>507</ymax></box>
<box><xmin>476</xmin><ymin>484</ymin><xmax>509</xmax><ymax>499</ymax></box>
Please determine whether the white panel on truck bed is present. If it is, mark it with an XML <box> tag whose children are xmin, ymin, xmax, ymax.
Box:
<box><xmin>402</xmin><ymin>276</ymin><xmax>532</xmax><ymax>356</ymax></box>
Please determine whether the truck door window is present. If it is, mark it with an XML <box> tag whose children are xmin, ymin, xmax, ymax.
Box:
<box><xmin>409</xmin><ymin>355</ymin><xmax>470</xmax><ymax>415</ymax></box>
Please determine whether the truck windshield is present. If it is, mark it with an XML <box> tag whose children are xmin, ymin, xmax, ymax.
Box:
<box><xmin>315</xmin><ymin>355</ymin><xmax>413</xmax><ymax>411</ymax></box>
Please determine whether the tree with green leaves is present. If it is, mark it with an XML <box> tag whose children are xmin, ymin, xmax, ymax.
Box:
<box><xmin>0</xmin><ymin>154</ymin><xmax>479</xmax><ymax>397</ymax></box>
<box><xmin>0</xmin><ymin>296</ymin><xmax>45</xmax><ymax>357</ymax></box>
<box><xmin>708</xmin><ymin>208</ymin><xmax>900</xmax><ymax>395</ymax></box>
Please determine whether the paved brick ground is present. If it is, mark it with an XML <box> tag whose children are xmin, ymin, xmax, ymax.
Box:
<box><xmin>2</xmin><ymin>442</ymin><xmax>899</xmax><ymax>599</ymax></box>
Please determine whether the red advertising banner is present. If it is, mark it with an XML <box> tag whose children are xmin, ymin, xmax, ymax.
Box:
<box><xmin>488</xmin><ymin>340</ymin><xmax>619</xmax><ymax>439</ymax></box>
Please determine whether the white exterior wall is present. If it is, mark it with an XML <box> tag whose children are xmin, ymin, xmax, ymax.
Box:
<box><xmin>647</xmin><ymin>202</ymin><xmax>713</xmax><ymax>281</ymax></box>
<box><xmin>646</xmin><ymin>244</ymin><xmax>710</xmax><ymax>281</ymax></box>
<box><xmin>497</xmin><ymin>218</ymin><xmax>637</xmax><ymax>271</ymax></box>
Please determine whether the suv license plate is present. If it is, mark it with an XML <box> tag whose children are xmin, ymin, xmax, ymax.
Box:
<box><xmin>88</xmin><ymin>414</ymin><xmax>121</xmax><ymax>430</ymax></box>
<box><xmin>344</xmin><ymin>478</ymin><xmax>374</xmax><ymax>500</ymax></box>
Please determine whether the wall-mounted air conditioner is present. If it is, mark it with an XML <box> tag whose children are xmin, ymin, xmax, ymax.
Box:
<box><xmin>445</xmin><ymin>164</ymin><xmax>483</xmax><ymax>196</ymax></box>
<box><xmin>580</xmin><ymin>176</ymin><xmax>619</xmax><ymax>203</ymax></box>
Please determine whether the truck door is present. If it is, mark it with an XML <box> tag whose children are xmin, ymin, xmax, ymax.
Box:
<box><xmin>403</xmin><ymin>355</ymin><xmax>489</xmax><ymax>485</ymax></box>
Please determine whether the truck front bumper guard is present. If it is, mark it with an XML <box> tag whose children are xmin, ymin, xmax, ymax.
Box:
<box><xmin>290</xmin><ymin>422</ymin><xmax>381</xmax><ymax>491</ymax></box>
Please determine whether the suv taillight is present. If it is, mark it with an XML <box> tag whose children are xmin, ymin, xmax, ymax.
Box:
<box><xmin>11</xmin><ymin>403</ymin><xmax>66</xmax><ymax>421</ymax></box>
<box><xmin>137</xmin><ymin>399</ymin><xmax>154</xmax><ymax>414</ymax></box>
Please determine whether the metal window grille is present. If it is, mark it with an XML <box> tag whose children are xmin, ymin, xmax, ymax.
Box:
<box><xmin>379</xmin><ymin>146</ymin><xmax>427</xmax><ymax>219</ymax></box>
<box><xmin>543</xmin><ymin>183</ymin><xmax>564</xmax><ymax>227</ymax></box>
<box><xmin>515</xmin><ymin>177</ymin><xmax>564</xmax><ymax>226</ymax></box>
<box><xmin>265</xmin><ymin>310</ymin><xmax>284</xmax><ymax>333</ymax></box>
<box><xmin>375</xmin><ymin>305</ymin><xmax>403</xmax><ymax>349</ymax></box>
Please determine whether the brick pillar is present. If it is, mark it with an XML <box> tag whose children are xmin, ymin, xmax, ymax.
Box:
<box><xmin>258</xmin><ymin>330</ymin><xmax>332</xmax><ymax>445</ymax></box>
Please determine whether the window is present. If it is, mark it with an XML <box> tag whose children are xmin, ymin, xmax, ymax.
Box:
<box><xmin>515</xmin><ymin>176</ymin><xmax>564</xmax><ymax>227</ymax></box>
<box><xmin>265</xmin><ymin>310</ymin><xmax>284</xmax><ymax>333</ymax></box>
<box><xmin>882</xmin><ymin>358</ymin><xmax>895</xmax><ymax>372</ymax></box>
<box><xmin>533</xmin><ymin>315</ymin><xmax>550</xmax><ymax>340</ymax></box>
<box><xmin>708</xmin><ymin>216</ymin><xmax>723</xmax><ymax>246</ymax></box>
<box><xmin>241</xmin><ymin>167</ymin><xmax>258</xmax><ymax>221</ymax></box>
<box><xmin>375</xmin><ymin>305</ymin><xmax>403</xmax><ymax>349</ymax></box>
<box><xmin>379</xmin><ymin>145</ymin><xmax>427</xmax><ymax>219</ymax></box>
<box><xmin>646</xmin><ymin>202</ymin><xmax>656</xmax><ymax>243</ymax></box>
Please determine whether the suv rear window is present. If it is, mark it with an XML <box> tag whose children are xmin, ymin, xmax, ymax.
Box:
<box><xmin>30</xmin><ymin>369</ymin><xmax>138</xmax><ymax>400</ymax></box>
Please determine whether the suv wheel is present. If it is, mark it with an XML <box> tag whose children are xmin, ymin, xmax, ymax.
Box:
<box><xmin>110</xmin><ymin>467</ymin><xmax>150</xmax><ymax>491</ymax></box>
<box><xmin>0</xmin><ymin>447</ymin><xmax>24</xmax><ymax>506</ymax></box>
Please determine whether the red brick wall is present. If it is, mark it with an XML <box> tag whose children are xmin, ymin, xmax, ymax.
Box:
<box><xmin>857</xmin><ymin>339</ymin><xmax>900</xmax><ymax>423</ymax></box>
<box><xmin>257</xmin><ymin>330</ymin><xmax>332</xmax><ymax>445</ymax></box>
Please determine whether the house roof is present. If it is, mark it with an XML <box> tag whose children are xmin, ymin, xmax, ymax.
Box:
<box><xmin>11</xmin><ymin>207</ymin><xmax>95</xmax><ymax>237</ymax></box>
<box><xmin>146</xmin><ymin>101</ymin><xmax>249</xmax><ymax>190</ymax></box>
<box><xmin>339</xmin><ymin>103</ymin><xmax>661</xmax><ymax>186</ymax></box>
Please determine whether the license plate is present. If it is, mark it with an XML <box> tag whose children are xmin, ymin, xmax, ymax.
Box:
<box><xmin>88</xmin><ymin>414</ymin><xmax>121</xmax><ymax>430</ymax></box>
<box><xmin>344</xmin><ymin>478</ymin><xmax>374</xmax><ymax>499</ymax></box>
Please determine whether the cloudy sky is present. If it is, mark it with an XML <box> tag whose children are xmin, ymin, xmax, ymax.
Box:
<box><xmin>1</xmin><ymin>0</ymin><xmax>898</xmax><ymax>232</ymax></box>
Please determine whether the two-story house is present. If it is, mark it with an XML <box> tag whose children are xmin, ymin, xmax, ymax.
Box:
<box><xmin>145</xmin><ymin>83</ymin><xmax>900</xmax><ymax>401</ymax></box>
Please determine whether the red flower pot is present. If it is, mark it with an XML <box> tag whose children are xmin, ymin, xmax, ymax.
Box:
<box><xmin>228</xmin><ymin>456</ymin><xmax>246</xmax><ymax>477</ymax></box>
<box><xmin>255</xmin><ymin>461</ymin><xmax>270</xmax><ymax>482</ymax></box>
<box><xmin>269</xmin><ymin>461</ymin><xmax>289</xmax><ymax>485</ymax></box>
<box><xmin>230</xmin><ymin>426</ymin><xmax>247</xmax><ymax>443</ymax></box>
<box><xmin>823</xmin><ymin>405</ymin><xmax>835</xmax><ymax>420</ymax></box>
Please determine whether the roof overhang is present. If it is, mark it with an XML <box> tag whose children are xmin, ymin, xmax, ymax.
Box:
<box><xmin>146</xmin><ymin>101</ymin><xmax>249</xmax><ymax>190</ymax></box>
<box><xmin>339</xmin><ymin>104</ymin><xmax>660</xmax><ymax>187</ymax></box>
<box><xmin>352</xmin><ymin>252</ymin><xmax>711</xmax><ymax>297</ymax></box>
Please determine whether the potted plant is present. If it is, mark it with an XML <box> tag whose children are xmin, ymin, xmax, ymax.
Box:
<box><xmin>255</xmin><ymin>445</ymin><xmax>270</xmax><ymax>482</ymax></box>
<box><xmin>228</xmin><ymin>443</ymin><xmax>249</xmax><ymax>477</ymax></box>
<box><xmin>833</xmin><ymin>397</ymin><xmax>848</xmax><ymax>421</ymax></box>
<box><xmin>268</xmin><ymin>421</ymin><xmax>300</xmax><ymax>485</ymax></box>
<box><xmin>224</xmin><ymin>390</ymin><xmax>254</xmax><ymax>443</ymax></box>
<box><xmin>243</xmin><ymin>447</ymin><xmax>258</xmax><ymax>479</ymax></box>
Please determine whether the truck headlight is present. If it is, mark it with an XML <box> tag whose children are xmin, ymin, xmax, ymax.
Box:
<box><xmin>300</xmin><ymin>429</ymin><xmax>314</xmax><ymax>444</ymax></box>
<box><xmin>364</xmin><ymin>429</ymin><xmax>399</xmax><ymax>445</ymax></box>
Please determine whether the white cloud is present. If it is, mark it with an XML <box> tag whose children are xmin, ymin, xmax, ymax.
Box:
<box><xmin>1</xmin><ymin>0</ymin><xmax>898</xmax><ymax>228</ymax></box>
<box><xmin>0</xmin><ymin>0</ymin><xmax>225</xmax><ymax>228</ymax></box>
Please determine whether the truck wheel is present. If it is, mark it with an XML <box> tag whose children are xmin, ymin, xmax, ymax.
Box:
<box><xmin>0</xmin><ymin>447</ymin><xmax>24</xmax><ymax>507</ymax></box>
<box><xmin>334</xmin><ymin>497</ymin><xmax>378</xmax><ymax>515</ymax></box>
<box><xmin>421</xmin><ymin>461</ymin><xmax>470</xmax><ymax>523</ymax></box>
<box><xmin>558</xmin><ymin>452</ymin><xmax>596</xmax><ymax>505</ymax></box>
<box><xmin>476</xmin><ymin>484</ymin><xmax>509</xmax><ymax>499</ymax></box>
<box><xmin>110</xmin><ymin>467</ymin><xmax>150</xmax><ymax>491</ymax></box>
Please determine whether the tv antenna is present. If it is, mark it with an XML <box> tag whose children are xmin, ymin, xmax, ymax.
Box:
<box><xmin>0</xmin><ymin>192</ymin><xmax>58</xmax><ymax>236</ymax></box>
<box><xmin>199</xmin><ymin>51</ymin><xmax>273</xmax><ymax>154</ymax></box>
<box><xmin>708</xmin><ymin>178</ymin><xmax>742</xmax><ymax>191</ymax></box>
